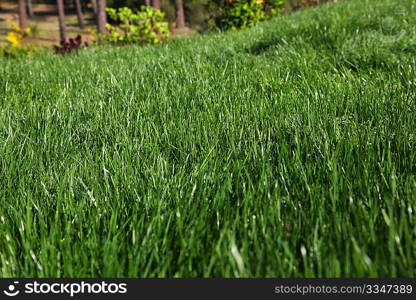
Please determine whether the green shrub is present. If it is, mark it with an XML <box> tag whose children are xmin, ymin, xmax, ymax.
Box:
<box><xmin>0</xmin><ymin>45</ymin><xmax>42</xmax><ymax>59</ymax></box>
<box><xmin>213</xmin><ymin>0</ymin><xmax>286</xmax><ymax>31</ymax></box>
<box><xmin>265</xmin><ymin>0</ymin><xmax>286</xmax><ymax>17</ymax></box>
<box><xmin>219</xmin><ymin>0</ymin><xmax>266</xmax><ymax>30</ymax></box>
<box><xmin>102</xmin><ymin>6</ymin><xmax>170</xmax><ymax>45</ymax></box>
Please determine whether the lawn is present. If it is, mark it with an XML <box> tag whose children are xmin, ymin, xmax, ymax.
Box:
<box><xmin>0</xmin><ymin>0</ymin><xmax>415</xmax><ymax>277</ymax></box>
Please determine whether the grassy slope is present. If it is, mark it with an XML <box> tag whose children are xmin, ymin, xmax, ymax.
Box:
<box><xmin>1</xmin><ymin>0</ymin><xmax>415</xmax><ymax>277</ymax></box>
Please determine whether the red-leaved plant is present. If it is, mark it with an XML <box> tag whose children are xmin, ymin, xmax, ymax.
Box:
<box><xmin>54</xmin><ymin>35</ymin><xmax>87</xmax><ymax>55</ymax></box>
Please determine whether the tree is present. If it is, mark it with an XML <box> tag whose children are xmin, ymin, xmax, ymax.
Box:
<box><xmin>97</xmin><ymin>0</ymin><xmax>107</xmax><ymax>34</ymax></box>
<box><xmin>174</xmin><ymin>0</ymin><xmax>185</xmax><ymax>29</ymax></box>
<box><xmin>152</xmin><ymin>0</ymin><xmax>160</xmax><ymax>10</ymax></box>
<box><xmin>27</xmin><ymin>0</ymin><xmax>34</xmax><ymax>18</ymax></box>
<box><xmin>74</xmin><ymin>0</ymin><xmax>85</xmax><ymax>28</ymax></box>
<box><xmin>91</xmin><ymin>0</ymin><xmax>97</xmax><ymax>15</ymax></box>
<box><xmin>56</xmin><ymin>0</ymin><xmax>66</xmax><ymax>40</ymax></box>
<box><xmin>18</xmin><ymin>0</ymin><xmax>28</xmax><ymax>30</ymax></box>
<box><xmin>145</xmin><ymin>0</ymin><xmax>150</xmax><ymax>6</ymax></box>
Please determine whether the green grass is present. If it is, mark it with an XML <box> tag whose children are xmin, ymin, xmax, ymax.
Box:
<box><xmin>1</xmin><ymin>0</ymin><xmax>415</xmax><ymax>277</ymax></box>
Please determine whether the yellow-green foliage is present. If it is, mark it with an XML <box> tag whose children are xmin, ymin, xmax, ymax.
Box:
<box><xmin>1</xmin><ymin>19</ymin><xmax>35</xmax><ymax>58</ymax></box>
<box><xmin>215</xmin><ymin>0</ymin><xmax>286</xmax><ymax>30</ymax></box>
<box><xmin>5</xmin><ymin>19</ymin><xmax>31</xmax><ymax>47</ymax></box>
<box><xmin>102</xmin><ymin>6</ymin><xmax>170</xmax><ymax>45</ymax></box>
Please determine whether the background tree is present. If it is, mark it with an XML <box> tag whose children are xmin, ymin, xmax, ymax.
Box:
<box><xmin>91</xmin><ymin>0</ymin><xmax>97</xmax><ymax>15</ymax></box>
<box><xmin>56</xmin><ymin>0</ymin><xmax>66</xmax><ymax>40</ymax></box>
<box><xmin>152</xmin><ymin>0</ymin><xmax>160</xmax><ymax>10</ymax></box>
<box><xmin>18</xmin><ymin>0</ymin><xmax>28</xmax><ymax>30</ymax></box>
<box><xmin>145</xmin><ymin>0</ymin><xmax>150</xmax><ymax>6</ymax></box>
<box><xmin>174</xmin><ymin>0</ymin><xmax>185</xmax><ymax>29</ymax></box>
<box><xmin>97</xmin><ymin>0</ymin><xmax>107</xmax><ymax>34</ymax></box>
<box><xmin>74</xmin><ymin>0</ymin><xmax>85</xmax><ymax>28</ymax></box>
<box><xmin>27</xmin><ymin>0</ymin><xmax>34</xmax><ymax>18</ymax></box>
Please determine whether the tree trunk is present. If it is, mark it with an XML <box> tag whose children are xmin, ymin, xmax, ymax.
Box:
<box><xmin>74</xmin><ymin>0</ymin><xmax>85</xmax><ymax>29</ymax></box>
<box><xmin>145</xmin><ymin>0</ymin><xmax>151</xmax><ymax>6</ymax></box>
<box><xmin>91</xmin><ymin>0</ymin><xmax>97</xmax><ymax>15</ymax></box>
<box><xmin>27</xmin><ymin>0</ymin><xmax>34</xmax><ymax>18</ymax></box>
<box><xmin>56</xmin><ymin>0</ymin><xmax>66</xmax><ymax>41</ymax></box>
<box><xmin>174</xmin><ymin>0</ymin><xmax>185</xmax><ymax>29</ymax></box>
<box><xmin>18</xmin><ymin>0</ymin><xmax>28</xmax><ymax>30</ymax></box>
<box><xmin>96</xmin><ymin>0</ymin><xmax>107</xmax><ymax>34</ymax></box>
<box><xmin>152</xmin><ymin>0</ymin><xmax>160</xmax><ymax>10</ymax></box>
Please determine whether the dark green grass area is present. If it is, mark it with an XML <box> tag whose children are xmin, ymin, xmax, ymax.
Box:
<box><xmin>1</xmin><ymin>0</ymin><xmax>415</xmax><ymax>277</ymax></box>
